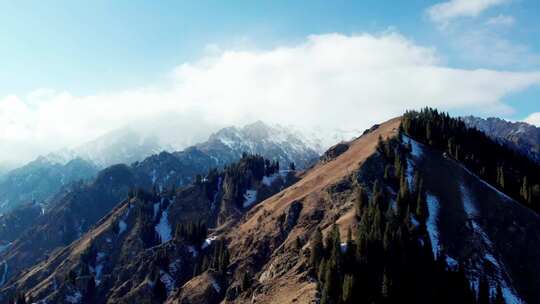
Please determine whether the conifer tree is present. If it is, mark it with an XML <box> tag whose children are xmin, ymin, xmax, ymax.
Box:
<box><xmin>241</xmin><ymin>272</ymin><xmax>251</xmax><ymax>291</ymax></box>
<box><xmin>416</xmin><ymin>188</ymin><xmax>428</xmax><ymax>222</ymax></box>
<box><xmin>477</xmin><ymin>276</ymin><xmax>490</xmax><ymax>304</ymax></box>
<box><xmin>342</xmin><ymin>274</ymin><xmax>355</xmax><ymax>303</ymax></box>
<box><xmin>14</xmin><ymin>293</ymin><xmax>27</xmax><ymax>304</ymax></box>
<box><xmin>355</xmin><ymin>187</ymin><xmax>368</xmax><ymax>218</ymax></box>
<box><xmin>154</xmin><ymin>277</ymin><xmax>167</xmax><ymax>302</ymax></box>
<box><xmin>493</xmin><ymin>284</ymin><xmax>506</xmax><ymax>304</ymax></box>
<box><xmin>381</xmin><ymin>270</ymin><xmax>392</xmax><ymax>301</ymax></box>
<box><xmin>310</xmin><ymin>228</ymin><xmax>324</xmax><ymax>269</ymax></box>
<box><xmin>521</xmin><ymin>176</ymin><xmax>530</xmax><ymax>204</ymax></box>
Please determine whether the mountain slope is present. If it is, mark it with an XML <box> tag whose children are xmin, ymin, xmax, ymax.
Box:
<box><xmin>0</xmin><ymin>156</ymin><xmax>290</xmax><ymax>303</ymax></box>
<box><xmin>405</xmin><ymin>135</ymin><xmax>537</xmax><ymax>303</ymax></box>
<box><xmin>0</xmin><ymin>157</ymin><xmax>98</xmax><ymax>215</ymax></box>
<box><xmin>0</xmin><ymin>164</ymin><xmax>151</xmax><ymax>286</ymax></box>
<box><xmin>462</xmin><ymin>116</ymin><xmax>540</xmax><ymax>164</ymax></box>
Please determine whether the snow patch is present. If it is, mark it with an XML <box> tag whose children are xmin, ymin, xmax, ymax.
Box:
<box><xmin>202</xmin><ymin>236</ymin><xmax>217</xmax><ymax>250</ymax></box>
<box><xmin>169</xmin><ymin>258</ymin><xmax>182</xmax><ymax>275</ymax></box>
<box><xmin>446</xmin><ymin>256</ymin><xmax>459</xmax><ymax>270</ymax></box>
<box><xmin>402</xmin><ymin>135</ymin><xmax>424</xmax><ymax>158</ymax></box>
<box><xmin>118</xmin><ymin>206</ymin><xmax>131</xmax><ymax>235</ymax></box>
<box><xmin>403</xmin><ymin>135</ymin><xmax>424</xmax><ymax>190</ymax></box>
<box><xmin>243</xmin><ymin>189</ymin><xmax>258</xmax><ymax>208</ymax></box>
<box><xmin>262</xmin><ymin>174</ymin><xmax>279</xmax><ymax>187</ymax></box>
<box><xmin>0</xmin><ymin>261</ymin><xmax>7</xmax><ymax>286</ymax></box>
<box><xmin>155</xmin><ymin>210</ymin><xmax>172</xmax><ymax>243</ymax></box>
<box><xmin>426</xmin><ymin>194</ymin><xmax>441</xmax><ymax>258</ymax></box>
<box><xmin>211</xmin><ymin>177</ymin><xmax>222</xmax><ymax>211</ymax></box>
<box><xmin>93</xmin><ymin>252</ymin><xmax>107</xmax><ymax>285</ymax></box>
<box><xmin>118</xmin><ymin>220</ymin><xmax>127</xmax><ymax>235</ymax></box>
<box><xmin>0</xmin><ymin>242</ymin><xmax>12</xmax><ymax>254</ymax></box>
<box><xmin>410</xmin><ymin>216</ymin><xmax>420</xmax><ymax>227</ymax></box>
<box><xmin>65</xmin><ymin>291</ymin><xmax>82</xmax><ymax>303</ymax></box>
<box><xmin>340</xmin><ymin>242</ymin><xmax>348</xmax><ymax>253</ymax></box>
<box><xmin>187</xmin><ymin>245</ymin><xmax>198</xmax><ymax>257</ymax></box>
<box><xmin>153</xmin><ymin>202</ymin><xmax>160</xmax><ymax>219</ymax></box>
<box><xmin>212</xmin><ymin>279</ymin><xmax>221</xmax><ymax>293</ymax></box>
<box><xmin>160</xmin><ymin>270</ymin><xmax>175</xmax><ymax>295</ymax></box>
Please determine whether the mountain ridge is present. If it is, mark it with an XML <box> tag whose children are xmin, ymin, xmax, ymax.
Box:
<box><xmin>462</xmin><ymin>116</ymin><xmax>540</xmax><ymax>164</ymax></box>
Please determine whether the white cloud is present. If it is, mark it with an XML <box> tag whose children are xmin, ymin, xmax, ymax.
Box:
<box><xmin>525</xmin><ymin>113</ymin><xmax>540</xmax><ymax>127</ymax></box>
<box><xmin>486</xmin><ymin>14</ymin><xmax>515</xmax><ymax>26</ymax></box>
<box><xmin>2</xmin><ymin>32</ymin><xmax>540</xmax><ymax>165</ymax></box>
<box><xmin>427</xmin><ymin>0</ymin><xmax>510</xmax><ymax>24</ymax></box>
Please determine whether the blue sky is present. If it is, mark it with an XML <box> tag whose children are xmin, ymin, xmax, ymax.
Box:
<box><xmin>1</xmin><ymin>0</ymin><xmax>540</xmax><ymax>164</ymax></box>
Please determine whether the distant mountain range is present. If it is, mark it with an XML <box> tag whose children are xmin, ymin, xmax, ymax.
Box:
<box><xmin>462</xmin><ymin>116</ymin><xmax>540</xmax><ymax>164</ymax></box>
<box><xmin>0</xmin><ymin>121</ymin><xmax>322</xmax><ymax>216</ymax></box>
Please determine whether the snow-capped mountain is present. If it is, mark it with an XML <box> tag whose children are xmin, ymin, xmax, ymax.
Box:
<box><xmin>197</xmin><ymin>121</ymin><xmax>320</xmax><ymax>168</ymax></box>
<box><xmin>462</xmin><ymin>116</ymin><xmax>540</xmax><ymax>164</ymax></box>
<box><xmin>132</xmin><ymin>121</ymin><xmax>321</xmax><ymax>192</ymax></box>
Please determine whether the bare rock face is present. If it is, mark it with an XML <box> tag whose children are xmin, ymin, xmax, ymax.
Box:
<box><xmin>321</xmin><ymin>143</ymin><xmax>349</xmax><ymax>162</ymax></box>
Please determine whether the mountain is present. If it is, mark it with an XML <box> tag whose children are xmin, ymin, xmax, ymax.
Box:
<box><xmin>0</xmin><ymin>157</ymin><xmax>98</xmax><ymax>215</ymax></box>
<box><xmin>462</xmin><ymin>116</ymin><xmax>540</xmax><ymax>164</ymax></box>
<box><xmin>3</xmin><ymin>110</ymin><xmax>538</xmax><ymax>303</ymax></box>
<box><xmin>0</xmin><ymin>121</ymin><xmax>319</xmax><ymax>289</ymax></box>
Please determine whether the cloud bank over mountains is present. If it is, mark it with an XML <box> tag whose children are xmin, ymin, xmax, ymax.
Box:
<box><xmin>2</xmin><ymin>32</ymin><xmax>540</xmax><ymax>165</ymax></box>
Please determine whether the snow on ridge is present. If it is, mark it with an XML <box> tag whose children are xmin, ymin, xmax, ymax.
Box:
<box><xmin>459</xmin><ymin>184</ymin><xmax>524</xmax><ymax>304</ymax></box>
<box><xmin>426</xmin><ymin>194</ymin><xmax>441</xmax><ymax>258</ymax></box>
<box><xmin>243</xmin><ymin>190</ymin><xmax>258</xmax><ymax>208</ymax></box>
